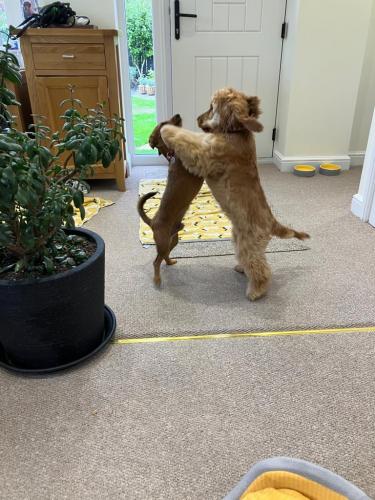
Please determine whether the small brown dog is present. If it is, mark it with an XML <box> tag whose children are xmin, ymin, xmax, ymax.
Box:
<box><xmin>138</xmin><ymin>114</ymin><xmax>203</xmax><ymax>285</ymax></box>
<box><xmin>161</xmin><ymin>88</ymin><xmax>309</xmax><ymax>301</ymax></box>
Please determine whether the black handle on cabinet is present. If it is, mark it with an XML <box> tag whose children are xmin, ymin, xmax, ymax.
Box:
<box><xmin>175</xmin><ymin>0</ymin><xmax>197</xmax><ymax>40</ymax></box>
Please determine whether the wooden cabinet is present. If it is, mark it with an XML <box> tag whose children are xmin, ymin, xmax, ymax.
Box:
<box><xmin>20</xmin><ymin>29</ymin><xmax>126</xmax><ymax>191</ymax></box>
<box><xmin>8</xmin><ymin>71</ymin><xmax>32</xmax><ymax>132</ymax></box>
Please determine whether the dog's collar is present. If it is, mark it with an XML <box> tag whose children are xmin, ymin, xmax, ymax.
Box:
<box><xmin>204</xmin><ymin>128</ymin><xmax>246</xmax><ymax>134</ymax></box>
<box><xmin>226</xmin><ymin>128</ymin><xmax>248</xmax><ymax>134</ymax></box>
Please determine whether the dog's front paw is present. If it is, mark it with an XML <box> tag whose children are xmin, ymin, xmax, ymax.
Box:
<box><xmin>160</xmin><ymin>124</ymin><xmax>178</xmax><ymax>148</ymax></box>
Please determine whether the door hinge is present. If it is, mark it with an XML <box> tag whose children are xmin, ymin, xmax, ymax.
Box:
<box><xmin>272</xmin><ymin>128</ymin><xmax>277</xmax><ymax>142</ymax></box>
<box><xmin>281</xmin><ymin>22</ymin><xmax>288</xmax><ymax>39</ymax></box>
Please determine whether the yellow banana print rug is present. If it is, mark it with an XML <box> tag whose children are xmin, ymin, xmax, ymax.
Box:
<box><xmin>73</xmin><ymin>197</ymin><xmax>114</xmax><ymax>227</ymax></box>
<box><xmin>139</xmin><ymin>179</ymin><xmax>232</xmax><ymax>244</ymax></box>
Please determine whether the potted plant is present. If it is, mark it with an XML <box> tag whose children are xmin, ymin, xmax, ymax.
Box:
<box><xmin>146</xmin><ymin>69</ymin><xmax>155</xmax><ymax>96</ymax></box>
<box><xmin>138</xmin><ymin>76</ymin><xmax>147</xmax><ymax>94</ymax></box>
<box><xmin>129</xmin><ymin>65</ymin><xmax>138</xmax><ymax>89</ymax></box>
<box><xmin>146</xmin><ymin>79</ymin><xmax>155</xmax><ymax>96</ymax></box>
<box><xmin>0</xmin><ymin>33</ymin><xmax>124</xmax><ymax>374</ymax></box>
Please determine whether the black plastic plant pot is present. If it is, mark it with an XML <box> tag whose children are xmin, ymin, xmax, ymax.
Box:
<box><xmin>0</xmin><ymin>228</ymin><xmax>116</xmax><ymax>375</ymax></box>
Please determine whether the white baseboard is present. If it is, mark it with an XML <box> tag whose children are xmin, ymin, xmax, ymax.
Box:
<box><xmin>349</xmin><ymin>151</ymin><xmax>365</xmax><ymax>167</ymax></box>
<box><xmin>351</xmin><ymin>194</ymin><xmax>365</xmax><ymax>220</ymax></box>
<box><xmin>258</xmin><ymin>157</ymin><xmax>274</xmax><ymax>165</ymax></box>
<box><xmin>273</xmin><ymin>151</ymin><xmax>351</xmax><ymax>172</ymax></box>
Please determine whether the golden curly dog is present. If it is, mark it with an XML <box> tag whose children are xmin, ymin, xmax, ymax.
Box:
<box><xmin>161</xmin><ymin>87</ymin><xmax>309</xmax><ymax>301</ymax></box>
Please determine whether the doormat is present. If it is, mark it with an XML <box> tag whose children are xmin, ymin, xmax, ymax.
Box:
<box><xmin>168</xmin><ymin>238</ymin><xmax>309</xmax><ymax>259</ymax></box>
<box><xmin>73</xmin><ymin>197</ymin><xmax>114</xmax><ymax>227</ymax></box>
<box><xmin>139</xmin><ymin>179</ymin><xmax>310</xmax><ymax>255</ymax></box>
<box><xmin>139</xmin><ymin>179</ymin><xmax>232</xmax><ymax>244</ymax></box>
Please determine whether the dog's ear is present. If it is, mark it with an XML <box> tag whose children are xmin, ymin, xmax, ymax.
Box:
<box><xmin>149</xmin><ymin>132</ymin><xmax>157</xmax><ymax>149</ymax></box>
<box><xmin>247</xmin><ymin>96</ymin><xmax>262</xmax><ymax>119</ymax></box>
<box><xmin>232</xmin><ymin>96</ymin><xmax>263</xmax><ymax>132</ymax></box>
<box><xmin>240</xmin><ymin>116</ymin><xmax>264</xmax><ymax>133</ymax></box>
<box><xmin>236</xmin><ymin>96</ymin><xmax>263</xmax><ymax>132</ymax></box>
<box><xmin>171</xmin><ymin>114</ymin><xmax>182</xmax><ymax>127</ymax></box>
<box><xmin>226</xmin><ymin>101</ymin><xmax>264</xmax><ymax>133</ymax></box>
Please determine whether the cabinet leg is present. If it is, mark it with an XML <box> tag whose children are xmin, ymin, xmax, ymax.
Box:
<box><xmin>116</xmin><ymin>174</ymin><xmax>126</xmax><ymax>192</ymax></box>
<box><xmin>115</xmin><ymin>160</ymin><xmax>126</xmax><ymax>191</ymax></box>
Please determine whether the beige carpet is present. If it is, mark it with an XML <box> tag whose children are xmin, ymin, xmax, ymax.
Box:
<box><xmin>84</xmin><ymin>165</ymin><xmax>375</xmax><ymax>339</ymax></box>
<box><xmin>1</xmin><ymin>332</ymin><xmax>374</xmax><ymax>499</ymax></box>
<box><xmin>1</xmin><ymin>165</ymin><xmax>375</xmax><ymax>500</ymax></box>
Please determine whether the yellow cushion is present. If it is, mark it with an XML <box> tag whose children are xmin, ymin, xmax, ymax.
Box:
<box><xmin>242</xmin><ymin>487</ymin><xmax>308</xmax><ymax>500</ymax></box>
<box><xmin>240</xmin><ymin>471</ymin><xmax>347</xmax><ymax>500</ymax></box>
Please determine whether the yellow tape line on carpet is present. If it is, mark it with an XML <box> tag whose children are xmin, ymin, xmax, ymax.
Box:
<box><xmin>113</xmin><ymin>326</ymin><xmax>375</xmax><ymax>345</ymax></box>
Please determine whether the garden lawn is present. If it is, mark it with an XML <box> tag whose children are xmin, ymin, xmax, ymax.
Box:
<box><xmin>131</xmin><ymin>94</ymin><xmax>157</xmax><ymax>155</ymax></box>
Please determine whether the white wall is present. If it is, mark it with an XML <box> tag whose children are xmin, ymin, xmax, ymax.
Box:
<box><xmin>275</xmin><ymin>0</ymin><xmax>372</xmax><ymax>167</ymax></box>
<box><xmin>38</xmin><ymin>0</ymin><xmax>118</xmax><ymax>29</ymax></box>
<box><xmin>350</xmin><ymin>0</ymin><xmax>375</xmax><ymax>154</ymax></box>
<box><xmin>4</xmin><ymin>0</ymin><xmax>23</xmax><ymax>26</ymax></box>
<box><xmin>275</xmin><ymin>0</ymin><xmax>300</xmax><ymax>157</ymax></box>
<box><xmin>4</xmin><ymin>0</ymin><xmax>118</xmax><ymax>29</ymax></box>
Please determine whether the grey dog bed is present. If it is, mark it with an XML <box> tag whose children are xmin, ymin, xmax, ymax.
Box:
<box><xmin>223</xmin><ymin>457</ymin><xmax>370</xmax><ymax>500</ymax></box>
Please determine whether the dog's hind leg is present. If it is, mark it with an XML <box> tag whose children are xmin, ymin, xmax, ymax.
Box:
<box><xmin>153</xmin><ymin>254</ymin><xmax>164</xmax><ymax>286</ymax></box>
<box><xmin>237</xmin><ymin>237</ymin><xmax>271</xmax><ymax>301</ymax></box>
<box><xmin>232</xmin><ymin>227</ymin><xmax>245</xmax><ymax>273</ymax></box>
<box><xmin>243</xmin><ymin>255</ymin><xmax>271</xmax><ymax>301</ymax></box>
<box><xmin>153</xmin><ymin>229</ymin><xmax>173</xmax><ymax>286</ymax></box>
<box><xmin>165</xmin><ymin>232</ymin><xmax>179</xmax><ymax>266</ymax></box>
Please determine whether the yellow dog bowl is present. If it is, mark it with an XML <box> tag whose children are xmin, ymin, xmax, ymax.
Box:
<box><xmin>319</xmin><ymin>163</ymin><xmax>341</xmax><ymax>176</ymax></box>
<box><xmin>293</xmin><ymin>165</ymin><xmax>316</xmax><ymax>177</ymax></box>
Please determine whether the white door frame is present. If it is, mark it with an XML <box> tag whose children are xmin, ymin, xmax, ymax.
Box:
<box><xmin>116</xmin><ymin>0</ymin><xmax>171</xmax><ymax>168</ymax></box>
<box><xmin>351</xmin><ymin>107</ymin><xmax>375</xmax><ymax>222</ymax></box>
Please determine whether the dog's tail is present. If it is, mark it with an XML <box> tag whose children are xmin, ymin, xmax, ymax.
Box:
<box><xmin>272</xmin><ymin>219</ymin><xmax>310</xmax><ymax>240</ymax></box>
<box><xmin>137</xmin><ymin>192</ymin><xmax>157</xmax><ymax>227</ymax></box>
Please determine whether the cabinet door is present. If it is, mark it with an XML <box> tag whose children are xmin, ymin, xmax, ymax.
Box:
<box><xmin>35</xmin><ymin>76</ymin><xmax>113</xmax><ymax>173</ymax></box>
<box><xmin>35</xmin><ymin>76</ymin><xmax>109</xmax><ymax>133</ymax></box>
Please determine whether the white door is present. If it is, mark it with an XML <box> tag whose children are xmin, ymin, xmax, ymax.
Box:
<box><xmin>369</xmin><ymin>192</ymin><xmax>375</xmax><ymax>228</ymax></box>
<box><xmin>170</xmin><ymin>0</ymin><xmax>286</xmax><ymax>158</ymax></box>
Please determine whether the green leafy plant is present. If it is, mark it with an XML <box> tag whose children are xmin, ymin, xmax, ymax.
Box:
<box><xmin>0</xmin><ymin>32</ymin><xmax>124</xmax><ymax>279</ymax></box>
<box><xmin>146</xmin><ymin>69</ymin><xmax>155</xmax><ymax>80</ymax></box>
<box><xmin>138</xmin><ymin>76</ymin><xmax>147</xmax><ymax>86</ymax></box>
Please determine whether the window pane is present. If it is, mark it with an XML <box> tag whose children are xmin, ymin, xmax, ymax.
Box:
<box><xmin>125</xmin><ymin>0</ymin><xmax>157</xmax><ymax>155</ymax></box>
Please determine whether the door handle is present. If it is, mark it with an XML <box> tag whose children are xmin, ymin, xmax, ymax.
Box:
<box><xmin>175</xmin><ymin>0</ymin><xmax>197</xmax><ymax>40</ymax></box>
